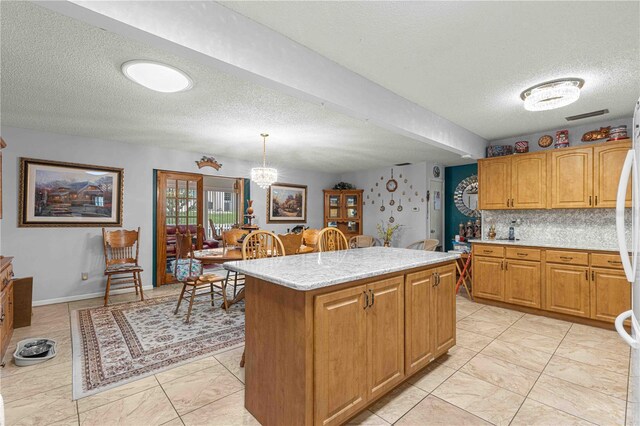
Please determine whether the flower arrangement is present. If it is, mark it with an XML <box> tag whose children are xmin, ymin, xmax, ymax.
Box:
<box><xmin>377</xmin><ymin>221</ymin><xmax>401</xmax><ymax>247</ymax></box>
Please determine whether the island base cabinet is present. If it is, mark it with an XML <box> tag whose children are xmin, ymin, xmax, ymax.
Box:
<box><xmin>432</xmin><ymin>265</ymin><xmax>456</xmax><ymax>357</ymax></box>
<box><xmin>314</xmin><ymin>277</ymin><xmax>404</xmax><ymax>426</ymax></box>
<box><xmin>590</xmin><ymin>268</ymin><xmax>631</xmax><ymax>323</ymax></box>
<box><xmin>405</xmin><ymin>264</ymin><xmax>456</xmax><ymax>376</ymax></box>
<box><xmin>545</xmin><ymin>264</ymin><xmax>590</xmax><ymax>318</ymax></box>
<box><xmin>504</xmin><ymin>259</ymin><xmax>541</xmax><ymax>309</ymax></box>
<box><xmin>314</xmin><ymin>285</ymin><xmax>369</xmax><ymax>426</ymax></box>
<box><xmin>473</xmin><ymin>256</ymin><xmax>505</xmax><ymax>301</ymax></box>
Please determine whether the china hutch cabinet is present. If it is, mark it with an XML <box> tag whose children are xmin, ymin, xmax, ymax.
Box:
<box><xmin>323</xmin><ymin>189</ymin><xmax>364</xmax><ymax>237</ymax></box>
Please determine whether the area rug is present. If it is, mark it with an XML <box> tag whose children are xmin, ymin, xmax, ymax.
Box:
<box><xmin>71</xmin><ymin>294</ymin><xmax>244</xmax><ymax>400</ymax></box>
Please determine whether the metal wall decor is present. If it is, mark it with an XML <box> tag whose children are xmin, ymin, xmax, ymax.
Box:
<box><xmin>454</xmin><ymin>175</ymin><xmax>481</xmax><ymax>218</ymax></box>
<box><xmin>195</xmin><ymin>156</ymin><xmax>222</xmax><ymax>171</ymax></box>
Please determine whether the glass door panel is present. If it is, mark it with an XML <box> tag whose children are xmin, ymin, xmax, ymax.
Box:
<box><xmin>347</xmin><ymin>221</ymin><xmax>360</xmax><ymax>234</ymax></box>
<box><xmin>345</xmin><ymin>194</ymin><xmax>360</xmax><ymax>219</ymax></box>
<box><xmin>157</xmin><ymin>171</ymin><xmax>203</xmax><ymax>285</ymax></box>
<box><xmin>327</xmin><ymin>195</ymin><xmax>341</xmax><ymax>219</ymax></box>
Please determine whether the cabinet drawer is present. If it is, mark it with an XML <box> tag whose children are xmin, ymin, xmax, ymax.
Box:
<box><xmin>591</xmin><ymin>253</ymin><xmax>624</xmax><ymax>269</ymax></box>
<box><xmin>474</xmin><ymin>245</ymin><xmax>504</xmax><ymax>258</ymax></box>
<box><xmin>505</xmin><ymin>247</ymin><xmax>541</xmax><ymax>261</ymax></box>
<box><xmin>0</xmin><ymin>264</ymin><xmax>13</xmax><ymax>291</ymax></box>
<box><xmin>545</xmin><ymin>250</ymin><xmax>589</xmax><ymax>266</ymax></box>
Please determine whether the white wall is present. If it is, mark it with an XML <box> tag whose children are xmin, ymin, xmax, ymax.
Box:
<box><xmin>1</xmin><ymin>127</ymin><xmax>339</xmax><ymax>304</ymax></box>
<box><xmin>341</xmin><ymin>162</ymin><xmax>442</xmax><ymax>248</ymax></box>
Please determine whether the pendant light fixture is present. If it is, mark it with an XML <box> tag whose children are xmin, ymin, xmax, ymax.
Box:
<box><xmin>250</xmin><ymin>133</ymin><xmax>278</xmax><ymax>189</ymax></box>
<box><xmin>520</xmin><ymin>78</ymin><xmax>584</xmax><ymax>111</ymax></box>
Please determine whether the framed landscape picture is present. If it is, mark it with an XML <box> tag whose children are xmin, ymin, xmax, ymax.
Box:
<box><xmin>19</xmin><ymin>158</ymin><xmax>124</xmax><ymax>227</ymax></box>
<box><xmin>267</xmin><ymin>183</ymin><xmax>307</xmax><ymax>223</ymax></box>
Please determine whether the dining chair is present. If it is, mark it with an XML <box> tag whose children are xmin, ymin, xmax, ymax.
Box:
<box><xmin>101</xmin><ymin>227</ymin><xmax>144</xmax><ymax>306</ymax></box>
<box><xmin>173</xmin><ymin>231</ymin><xmax>228</xmax><ymax>323</ymax></box>
<box><xmin>222</xmin><ymin>228</ymin><xmax>249</xmax><ymax>249</ymax></box>
<box><xmin>406</xmin><ymin>239</ymin><xmax>439</xmax><ymax>251</ymax></box>
<box><xmin>300</xmin><ymin>228</ymin><xmax>320</xmax><ymax>253</ymax></box>
<box><xmin>240</xmin><ymin>230</ymin><xmax>286</xmax><ymax>367</ymax></box>
<box><xmin>208</xmin><ymin>218</ymin><xmax>223</xmax><ymax>241</ymax></box>
<box><xmin>348</xmin><ymin>235</ymin><xmax>375</xmax><ymax>248</ymax></box>
<box><xmin>222</xmin><ymin>228</ymin><xmax>250</xmax><ymax>297</ymax></box>
<box><xmin>278</xmin><ymin>233</ymin><xmax>303</xmax><ymax>255</ymax></box>
<box><xmin>318</xmin><ymin>227</ymin><xmax>349</xmax><ymax>252</ymax></box>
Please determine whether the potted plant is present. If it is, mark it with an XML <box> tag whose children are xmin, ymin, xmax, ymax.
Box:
<box><xmin>377</xmin><ymin>221</ymin><xmax>401</xmax><ymax>247</ymax></box>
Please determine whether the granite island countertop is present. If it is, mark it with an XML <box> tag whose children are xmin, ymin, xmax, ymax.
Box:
<box><xmin>223</xmin><ymin>247</ymin><xmax>460</xmax><ymax>291</ymax></box>
<box><xmin>469</xmin><ymin>239</ymin><xmax>622</xmax><ymax>252</ymax></box>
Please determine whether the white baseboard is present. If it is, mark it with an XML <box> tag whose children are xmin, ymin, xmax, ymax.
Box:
<box><xmin>32</xmin><ymin>285</ymin><xmax>155</xmax><ymax>307</ymax></box>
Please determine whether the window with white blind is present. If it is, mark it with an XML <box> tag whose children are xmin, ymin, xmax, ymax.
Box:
<box><xmin>203</xmin><ymin>176</ymin><xmax>243</xmax><ymax>239</ymax></box>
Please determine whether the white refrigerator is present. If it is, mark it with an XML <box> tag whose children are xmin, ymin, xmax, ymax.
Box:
<box><xmin>616</xmin><ymin>96</ymin><xmax>640</xmax><ymax>425</ymax></box>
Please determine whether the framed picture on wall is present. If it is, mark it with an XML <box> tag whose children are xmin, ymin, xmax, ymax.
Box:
<box><xmin>266</xmin><ymin>182</ymin><xmax>307</xmax><ymax>223</ymax></box>
<box><xmin>18</xmin><ymin>158</ymin><xmax>124</xmax><ymax>227</ymax></box>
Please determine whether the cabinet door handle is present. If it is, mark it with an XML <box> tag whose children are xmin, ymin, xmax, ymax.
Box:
<box><xmin>608</xmin><ymin>260</ymin><xmax>622</xmax><ymax>265</ymax></box>
<box><xmin>591</xmin><ymin>270</ymin><xmax>595</xmax><ymax>281</ymax></box>
<box><xmin>363</xmin><ymin>291</ymin><xmax>369</xmax><ymax>309</ymax></box>
<box><xmin>506</xmin><ymin>199</ymin><xmax>509</xmax><ymax>207</ymax></box>
<box><xmin>483</xmin><ymin>250</ymin><xmax>492</xmax><ymax>254</ymax></box>
<box><xmin>517</xmin><ymin>252</ymin><xmax>528</xmax><ymax>257</ymax></box>
<box><xmin>505</xmin><ymin>261</ymin><xmax>508</xmax><ymax>270</ymax></box>
<box><xmin>500</xmin><ymin>260</ymin><xmax>504</xmax><ymax>270</ymax></box>
<box><xmin>369</xmin><ymin>289</ymin><xmax>375</xmax><ymax>307</ymax></box>
<box><xmin>560</xmin><ymin>256</ymin><xmax>573</xmax><ymax>261</ymax></box>
<box><xmin>589</xmin><ymin>196</ymin><xmax>592</xmax><ymax>206</ymax></box>
<box><xmin>437</xmin><ymin>273</ymin><xmax>441</xmax><ymax>286</ymax></box>
<box><xmin>595</xmin><ymin>196</ymin><xmax>598</xmax><ymax>206</ymax></box>
<box><xmin>432</xmin><ymin>273</ymin><xmax>437</xmax><ymax>287</ymax></box>
<box><xmin>585</xmin><ymin>270</ymin><xmax>589</xmax><ymax>280</ymax></box>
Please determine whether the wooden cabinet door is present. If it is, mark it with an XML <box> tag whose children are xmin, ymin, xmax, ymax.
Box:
<box><xmin>550</xmin><ymin>148</ymin><xmax>593</xmax><ymax>208</ymax></box>
<box><xmin>473</xmin><ymin>256</ymin><xmax>504</xmax><ymax>301</ymax></box>
<box><xmin>367</xmin><ymin>277</ymin><xmax>405</xmax><ymax>400</ymax></box>
<box><xmin>590</xmin><ymin>268</ymin><xmax>631</xmax><ymax>323</ymax></box>
<box><xmin>405</xmin><ymin>269</ymin><xmax>434</xmax><ymax>376</ymax></box>
<box><xmin>505</xmin><ymin>259</ymin><xmax>541</xmax><ymax>308</ymax></box>
<box><xmin>479</xmin><ymin>158</ymin><xmax>511</xmax><ymax>210</ymax></box>
<box><xmin>432</xmin><ymin>265</ymin><xmax>456</xmax><ymax>357</ymax></box>
<box><xmin>511</xmin><ymin>153</ymin><xmax>546</xmax><ymax>209</ymax></box>
<box><xmin>314</xmin><ymin>285</ymin><xmax>368</xmax><ymax>426</ymax></box>
<box><xmin>545</xmin><ymin>264</ymin><xmax>590</xmax><ymax>317</ymax></box>
<box><xmin>593</xmin><ymin>142</ymin><xmax>632</xmax><ymax>208</ymax></box>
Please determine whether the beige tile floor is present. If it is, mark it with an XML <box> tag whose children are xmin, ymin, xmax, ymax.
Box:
<box><xmin>0</xmin><ymin>286</ymin><xmax>633</xmax><ymax>425</ymax></box>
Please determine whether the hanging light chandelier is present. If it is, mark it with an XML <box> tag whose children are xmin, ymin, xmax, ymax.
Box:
<box><xmin>250</xmin><ymin>133</ymin><xmax>278</xmax><ymax>189</ymax></box>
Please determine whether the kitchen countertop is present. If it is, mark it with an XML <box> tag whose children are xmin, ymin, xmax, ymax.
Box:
<box><xmin>223</xmin><ymin>247</ymin><xmax>459</xmax><ymax>291</ymax></box>
<box><xmin>469</xmin><ymin>239</ymin><xmax>621</xmax><ymax>252</ymax></box>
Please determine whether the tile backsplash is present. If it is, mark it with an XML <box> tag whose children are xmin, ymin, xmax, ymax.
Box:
<box><xmin>481</xmin><ymin>209</ymin><xmax>632</xmax><ymax>249</ymax></box>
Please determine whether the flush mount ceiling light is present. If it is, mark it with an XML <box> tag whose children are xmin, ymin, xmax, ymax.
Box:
<box><xmin>250</xmin><ymin>133</ymin><xmax>278</xmax><ymax>189</ymax></box>
<box><xmin>121</xmin><ymin>60</ymin><xmax>193</xmax><ymax>93</ymax></box>
<box><xmin>520</xmin><ymin>78</ymin><xmax>584</xmax><ymax>112</ymax></box>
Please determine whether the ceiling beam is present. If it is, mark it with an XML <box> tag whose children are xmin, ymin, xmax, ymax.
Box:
<box><xmin>36</xmin><ymin>0</ymin><xmax>488</xmax><ymax>159</ymax></box>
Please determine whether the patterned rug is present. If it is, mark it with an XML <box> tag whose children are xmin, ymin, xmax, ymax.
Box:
<box><xmin>70</xmin><ymin>294</ymin><xmax>244</xmax><ymax>400</ymax></box>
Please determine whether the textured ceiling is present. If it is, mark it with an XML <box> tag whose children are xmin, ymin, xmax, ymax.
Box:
<box><xmin>222</xmin><ymin>1</ymin><xmax>640</xmax><ymax>141</ymax></box>
<box><xmin>0</xmin><ymin>2</ymin><xmax>464</xmax><ymax>173</ymax></box>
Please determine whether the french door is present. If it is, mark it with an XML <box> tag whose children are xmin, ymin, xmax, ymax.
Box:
<box><xmin>156</xmin><ymin>171</ymin><xmax>203</xmax><ymax>285</ymax></box>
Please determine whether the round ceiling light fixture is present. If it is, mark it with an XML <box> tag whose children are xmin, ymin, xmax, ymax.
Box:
<box><xmin>520</xmin><ymin>78</ymin><xmax>584</xmax><ymax>111</ymax></box>
<box><xmin>121</xmin><ymin>60</ymin><xmax>193</xmax><ymax>93</ymax></box>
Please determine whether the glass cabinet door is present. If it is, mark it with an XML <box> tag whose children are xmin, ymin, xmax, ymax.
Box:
<box><xmin>346</xmin><ymin>221</ymin><xmax>360</xmax><ymax>234</ymax></box>
<box><xmin>345</xmin><ymin>194</ymin><xmax>360</xmax><ymax>219</ymax></box>
<box><xmin>327</xmin><ymin>194</ymin><xmax>342</xmax><ymax>219</ymax></box>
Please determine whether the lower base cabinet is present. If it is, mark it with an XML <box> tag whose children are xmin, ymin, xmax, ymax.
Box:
<box><xmin>545</xmin><ymin>263</ymin><xmax>590</xmax><ymax>318</ymax></box>
<box><xmin>590</xmin><ymin>268</ymin><xmax>631</xmax><ymax>323</ymax></box>
<box><xmin>314</xmin><ymin>264</ymin><xmax>455</xmax><ymax>426</ymax></box>
<box><xmin>473</xmin><ymin>256</ymin><xmax>504</xmax><ymax>301</ymax></box>
<box><xmin>505</xmin><ymin>259</ymin><xmax>541</xmax><ymax>308</ymax></box>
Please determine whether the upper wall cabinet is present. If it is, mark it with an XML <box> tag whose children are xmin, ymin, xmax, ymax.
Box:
<box><xmin>478</xmin><ymin>157</ymin><xmax>511</xmax><ymax>209</ymax></box>
<box><xmin>479</xmin><ymin>153</ymin><xmax>546</xmax><ymax>210</ymax></box>
<box><xmin>550</xmin><ymin>148</ymin><xmax>593</xmax><ymax>208</ymax></box>
<box><xmin>479</xmin><ymin>140</ymin><xmax>631</xmax><ymax>210</ymax></box>
<box><xmin>593</xmin><ymin>142</ymin><xmax>632</xmax><ymax>208</ymax></box>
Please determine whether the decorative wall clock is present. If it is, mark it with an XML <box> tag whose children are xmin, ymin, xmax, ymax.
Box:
<box><xmin>386</xmin><ymin>168</ymin><xmax>398</xmax><ymax>192</ymax></box>
<box><xmin>433</xmin><ymin>166</ymin><xmax>441</xmax><ymax>178</ymax></box>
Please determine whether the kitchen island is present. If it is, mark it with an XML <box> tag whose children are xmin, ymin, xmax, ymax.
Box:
<box><xmin>224</xmin><ymin>247</ymin><xmax>459</xmax><ymax>426</ymax></box>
